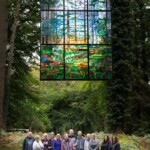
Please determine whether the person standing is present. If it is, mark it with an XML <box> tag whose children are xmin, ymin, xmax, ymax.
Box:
<box><xmin>23</xmin><ymin>132</ymin><xmax>35</xmax><ymax>150</ymax></box>
<box><xmin>53</xmin><ymin>134</ymin><xmax>62</xmax><ymax>150</ymax></box>
<box><xmin>101</xmin><ymin>135</ymin><xmax>111</xmax><ymax>150</ymax></box>
<box><xmin>76</xmin><ymin>131</ymin><xmax>85</xmax><ymax>150</ymax></box>
<box><xmin>68</xmin><ymin>129</ymin><xmax>77</xmax><ymax>149</ymax></box>
<box><xmin>61</xmin><ymin>133</ymin><xmax>74</xmax><ymax>150</ymax></box>
<box><xmin>89</xmin><ymin>133</ymin><xmax>99</xmax><ymax>150</ymax></box>
<box><xmin>84</xmin><ymin>133</ymin><xmax>91</xmax><ymax>150</ymax></box>
<box><xmin>49</xmin><ymin>132</ymin><xmax>55</xmax><ymax>150</ymax></box>
<box><xmin>41</xmin><ymin>133</ymin><xmax>51</xmax><ymax>150</ymax></box>
<box><xmin>109</xmin><ymin>136</ymin><xmax>120</xmax><ymax>150</ymax></box>
<box><xmin>33</xmin><ymin>135</ymin><xmax>44</xmax><ymax>150</ymax></box>
<box><xmin>50</xmin><ymin>132</ymin><xmax>55</xmax><ymax>141</ymax></box>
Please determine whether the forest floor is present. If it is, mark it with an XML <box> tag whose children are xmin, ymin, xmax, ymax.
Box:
<box><xmin>0</xmin><ymin>131</ymin><xmax>150</xmax><ymax>150</ymax></box>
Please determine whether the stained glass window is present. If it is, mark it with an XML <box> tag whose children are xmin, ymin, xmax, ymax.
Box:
<box><xmin>40</xmin><ymin>0</ymin><xmax>112</xmax><ymax>80</ymax></box>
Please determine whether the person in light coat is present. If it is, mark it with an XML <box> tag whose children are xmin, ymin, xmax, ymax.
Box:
<box><xmin>89</xmin><ymin>133</ymin><xmax>99</xmax><ymax>150</ymax></box>
<box><xmin>61</xmin><ymin>133</ymin><xmax>74</xmax><ymax>150</ymax></box>
<box><xmin>33</xmin><ymin>135</ymin><xmax>44</xmax><ymax>150</ymax></box>
<box><xmin>84</xmin><ymin>134</ymin><xmax>91</xmax><ymax>150</ymax></box>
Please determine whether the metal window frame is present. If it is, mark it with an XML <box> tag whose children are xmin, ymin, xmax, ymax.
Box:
<box><xmin>40</xmin><ymin>0</ymin><xmax>112</xmax><ymax>80</ymax></box>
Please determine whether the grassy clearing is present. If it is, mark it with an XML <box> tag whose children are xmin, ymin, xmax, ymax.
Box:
<box><xmin>0</xmin><ymin>131</ymin><xmax>150</xmax><ymax>150</ymax></box>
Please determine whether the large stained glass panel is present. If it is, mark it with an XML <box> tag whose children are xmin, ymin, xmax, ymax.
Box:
<box><xmin>41</xmin><ymin>0</ymin><xmax>112</xmax><ymax>80</ymax></box>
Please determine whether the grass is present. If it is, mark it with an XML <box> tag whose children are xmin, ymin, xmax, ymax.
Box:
<box><xmin>97</xmin><ymin>132</ymin><xmax>150</xmax><ymax>150</ymax></box>
<box><xmin>0</xmin><ymin>131</ymin><xmax>150</xmax><ymax>150</ymax></box>
<box><xmin>0</xmin><ymin>131</ymin><xmax>25</xmax><ymax>150</ymax></box>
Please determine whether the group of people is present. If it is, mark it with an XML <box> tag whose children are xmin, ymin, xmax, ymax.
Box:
<box><xmin>23</xmin><ymin>129</ymin><xmax>120</xmax><ymax>150</ymax></box>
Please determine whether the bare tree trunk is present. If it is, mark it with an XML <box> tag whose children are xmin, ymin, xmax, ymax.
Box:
<box><xmin>0</xmin><ymin>0</ymin><xmax>8</xmax><ymax>129</ymax></box>
<box><xmin>4</xmin><ymin>0</ymin><xmax>20</xmax><ymax>127</ymax></box>
<box><xmin>7</xmin><ymin>0</ymin><xmax>20</xmax><ymax>79</ymax></box>
<box><xmin>115</xmin><ymin>127</ymin><xmax>123</xmax><ymax>134</ymax></box>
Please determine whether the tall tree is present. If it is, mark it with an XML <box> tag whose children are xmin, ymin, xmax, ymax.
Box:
<box><xmin>126</xmin><ymin>0</ymin><xmax>150</xmax><ymax>134</ymax></box>
<box><xmin>106</xmin><ymin>0</ymin><xmax>133</xmax><ymax>133</ymax></box>
<box><xmin>4</xmin><ymin>0</ymin><xmax>20</xmax><ymax>126</ymax></box>
<box><xmin>7</xmin><ymin>0</ymin><xmax>41</xmax><ymax>129</ymax></box>
<box><xmin>0</xmin><ymin>0</ymin><xmax>8</xmax><ymax>129</ymax></box>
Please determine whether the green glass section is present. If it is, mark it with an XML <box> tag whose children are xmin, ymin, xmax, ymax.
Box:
<box><xmin>88</xmin><ymin>11</ymin><xmax>111</xmax><ymax>44</ymax></box>
<box><xmin>41</xmin><ymin>45</ymin><xmax>64</xmax><ymax>79</ymax></box>
<box><xmin>41</xmin><ymin>0</ymin><xmax>63</xmax><ymax>10</ymax></box>
<box><xmin>88</xmin><ymin>0</ymin><xmax>107</xmax><ymax>10</ymax></box>
<box><xmin>65</xmin><ymin>45</ymin><xmax>88</xmax><ymax>79</ymax></box>
<box><xmin>89</xmin><ymin>45</ymin><xmax>112</xmax><ymax>79</ymax></box>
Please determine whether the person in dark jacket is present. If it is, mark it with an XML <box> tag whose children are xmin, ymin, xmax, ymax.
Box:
<box><xmin>101</xmin><ymin>135</ymin><xmax>111</xmax><ymax>150</ymax></box>
<box><xmin>109</xmin><ymin>135</ymin><xmax>120</xmax><ymax>150</ymax></box>
<box><xmin>76</xmin><ymin>131</ymin><xmax>85</xmax><ymax>150</ymax></box>
<box><xmin>68</xmin><ymin>129</ymin><xmax>77</xmax><ymax>149</ymax></box>
<box><xmin>41</xmin><ymin>133</ymin><xmax>52</xmax><ymax>150</ymax></box>
<box><xmin>53</xmin><ymin>134</ymin><xmax>62</xmax><ymax>150</ymax></box>
<box><xmin>23</xmin><ymin>132</ymin><xmax>35</xmax><ymax>150</ymax></box>
<box><xmin>49</xmin><ymin>132</ymin><xmax>55</xmax><ymax>150</ymax></box>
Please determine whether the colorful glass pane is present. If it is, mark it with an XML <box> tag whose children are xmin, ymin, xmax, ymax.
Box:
<box><xmin>41</xmin><ymin>45</ymin><xmax>64</xmax><ymax>79</ymax></box>
<box><xmin>65</xmin><ymin>45</ymin><xmax>88</xmax><ymax>79</ymax></box>
<box><xmin>41</xmin><ymin>0</ymin><xmax>111</xmax><ymax>80</ymax></box>
<box><xmin>89</xmin><ymin>45</ymin><xmax>112</xmax><ymax>79</ymax></box>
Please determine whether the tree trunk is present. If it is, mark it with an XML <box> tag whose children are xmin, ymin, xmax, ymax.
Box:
<box><xmin>0</xmin><ymin>0</ymin><xmax>8</xmax><ymax>129</ymax></box>
<box><xmin>7</xmin><ymin>0</ymin><xmax>20</xmax><ymax>79</ymax></box>
<box><xmin>115</xmin><ymin>127</ymin><xmax>123</xmax><ymax>134</ymax></box>
<box><xmin>4</xmin><ymin>0</ymin><xmax>20</xmax><ymax>127</ymax></box>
